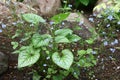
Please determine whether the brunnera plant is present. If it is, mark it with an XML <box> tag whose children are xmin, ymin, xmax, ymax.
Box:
<box><xmin>11</xmin><ymin>13</ymin><xmax>98</xmax><ymax>80</ymax></box>
<box><xmin>94</xmin><ymin>0</ymin><xmax>120</xmax><ymax>38</ymax></box>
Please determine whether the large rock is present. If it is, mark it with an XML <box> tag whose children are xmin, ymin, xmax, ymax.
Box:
<box><xmin>65</xmin><ymin>13</ymin><xmax>100</xmax><ymax>39</ymax></box>
<box><xmin>0</xmin><ymin>1</ymin><xmax>37</xmax><ymax>20</ymax></box>
<box><xmin>0</xmin><ymin>52</ymin><xmax>8</xmax><ymax>75</ymax></box>
<box><xmin>23</xmin><ymin>0</ymin><xmax>61</xmax><ymax>16</ymax></box>
<box><xmin>0</xmin><ymin>2</ymin><xmax>11</xmax><ymax>19</ymax></box>
<box><xmin>11</xmin><ymin>2</ymin><xmax>38</xmax><ymax>14</ymax></box>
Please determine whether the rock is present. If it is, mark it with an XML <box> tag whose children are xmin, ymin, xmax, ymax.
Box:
<box><xmin>59</xmin><ymin>21</ymin><xmax>92</xmax><ymax>39</ymax></box>
<box><xmin>23</xmin><ymin>0</ymin><xmax>61</xmax><ymax>17</ymax></box>
<box><xmin>0</xmin><ymin>2</ymin><xmax>11</xmax><ymax>19</ymax></box>
<box><xmin>0</xmin><ymin>52</ymin><xmax>8</xmax><ymax>75</ymax></box>
<box><xmin>0</xmin><ymin>1</ymin><xmax>38</xmax><ymax>20</ymax></box>
<box><xmin>65</xmin><ymin>13</ymin><xmax>83</xmax><ymax>22</ymax></box>
<box><xmin>66</xmin><ymin>13</ymin><xmax>93</xmax><ymax>29</ymax></box>
<box><xmin>65</xmin><ymin>13</ymin><xmax>100</xmax><ymax>39</ymax></box>
<box><xmin>11</xmin><ymin>2</ymin><xmax>38</xmax><ymax>14</ymax></box>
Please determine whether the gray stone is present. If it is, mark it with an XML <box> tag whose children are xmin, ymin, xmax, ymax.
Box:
<box><xmin>23</xmin><ymin>0</ymin><xmax>61</xmax><ymax>17</ymax></box>
<box><xmin>0</xmin><ymin>1</ymin><xmax>37</xmax><ymax>20</ymax></box>
<box><xmin>0</xmin><ymin>2</ymin><xmax>11</xmax><ymax>19</ymax></box>
<box><xmin>65</xmin><ymin>13</ymin><xmax>100</xmax><ymax>40</ymax></box>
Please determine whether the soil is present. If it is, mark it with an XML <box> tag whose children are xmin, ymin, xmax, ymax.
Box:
<box><xmin>93</xmin><ymin>36</ymin><xmax>120</xmax><ymax>80</ymax></box>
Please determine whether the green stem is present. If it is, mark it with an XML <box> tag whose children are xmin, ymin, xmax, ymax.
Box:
<box><xmin>48</xmin><ymin>24</ymin><xmax>58</xmax><ymax>52</ymax></box>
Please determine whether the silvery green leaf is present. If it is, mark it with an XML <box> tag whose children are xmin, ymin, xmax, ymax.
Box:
<box><xmin>52</xmin><ymin>49</ymin><xmax>73</xmax><ymax>70</ymax></box>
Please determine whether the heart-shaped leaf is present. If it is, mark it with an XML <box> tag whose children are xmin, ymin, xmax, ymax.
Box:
<box><xmin>32</xmin><ymin>33</ymin><xmax>52</xmax><ymax>48</ymax></box>
<box><xmin>55</xmin><ymin>29</ymin><xmax>73</xmax><ymax>36</ymax></box>
<box><xmin>67</xmin><ymin>34</ymin><xmax>81</xmax><ymax>42</ymax></box>
<box><xmin>55</xmin><ymin>36</ymin><xmax>70</xmax><ymax>43</ymax></box>
<box><xmin>51</xmin><ymin>12</ymin><xmax>70</xmax><ymax>24</ymax></box>
<box><xmin>18</xmin><ymin>46</ymin><xmax>40</xmax><ymax>68</ymax></box>
<box><xmin>22</xmin><ymin>13</ymin><xmax>45</xmax><ymax>25</ymax></box>
<box><xmin>52</xmin><ymin>49</ymin><xmax>73</xmax><ymax>70</ymax></box>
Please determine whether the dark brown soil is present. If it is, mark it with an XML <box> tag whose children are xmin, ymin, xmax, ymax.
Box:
<box><xmin>0</xmin><ymin>35</ymin><xmax>32</xmax><ymax>80</ymax></box>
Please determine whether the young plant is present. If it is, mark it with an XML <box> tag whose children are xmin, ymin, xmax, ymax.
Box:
<box><xmin>11</xmin><ymin>13</ymin><xmax>98</xmax><ymax>80</ymax></box>
<box><xmin>96</xmin><ymin>1</ymin><xmax>120</xmax><ymax>39</ymax></box>
<box><xmin>60</xmin><ymin>0</ymin><xmax>72</xmax><ymax>12</ymax></box>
